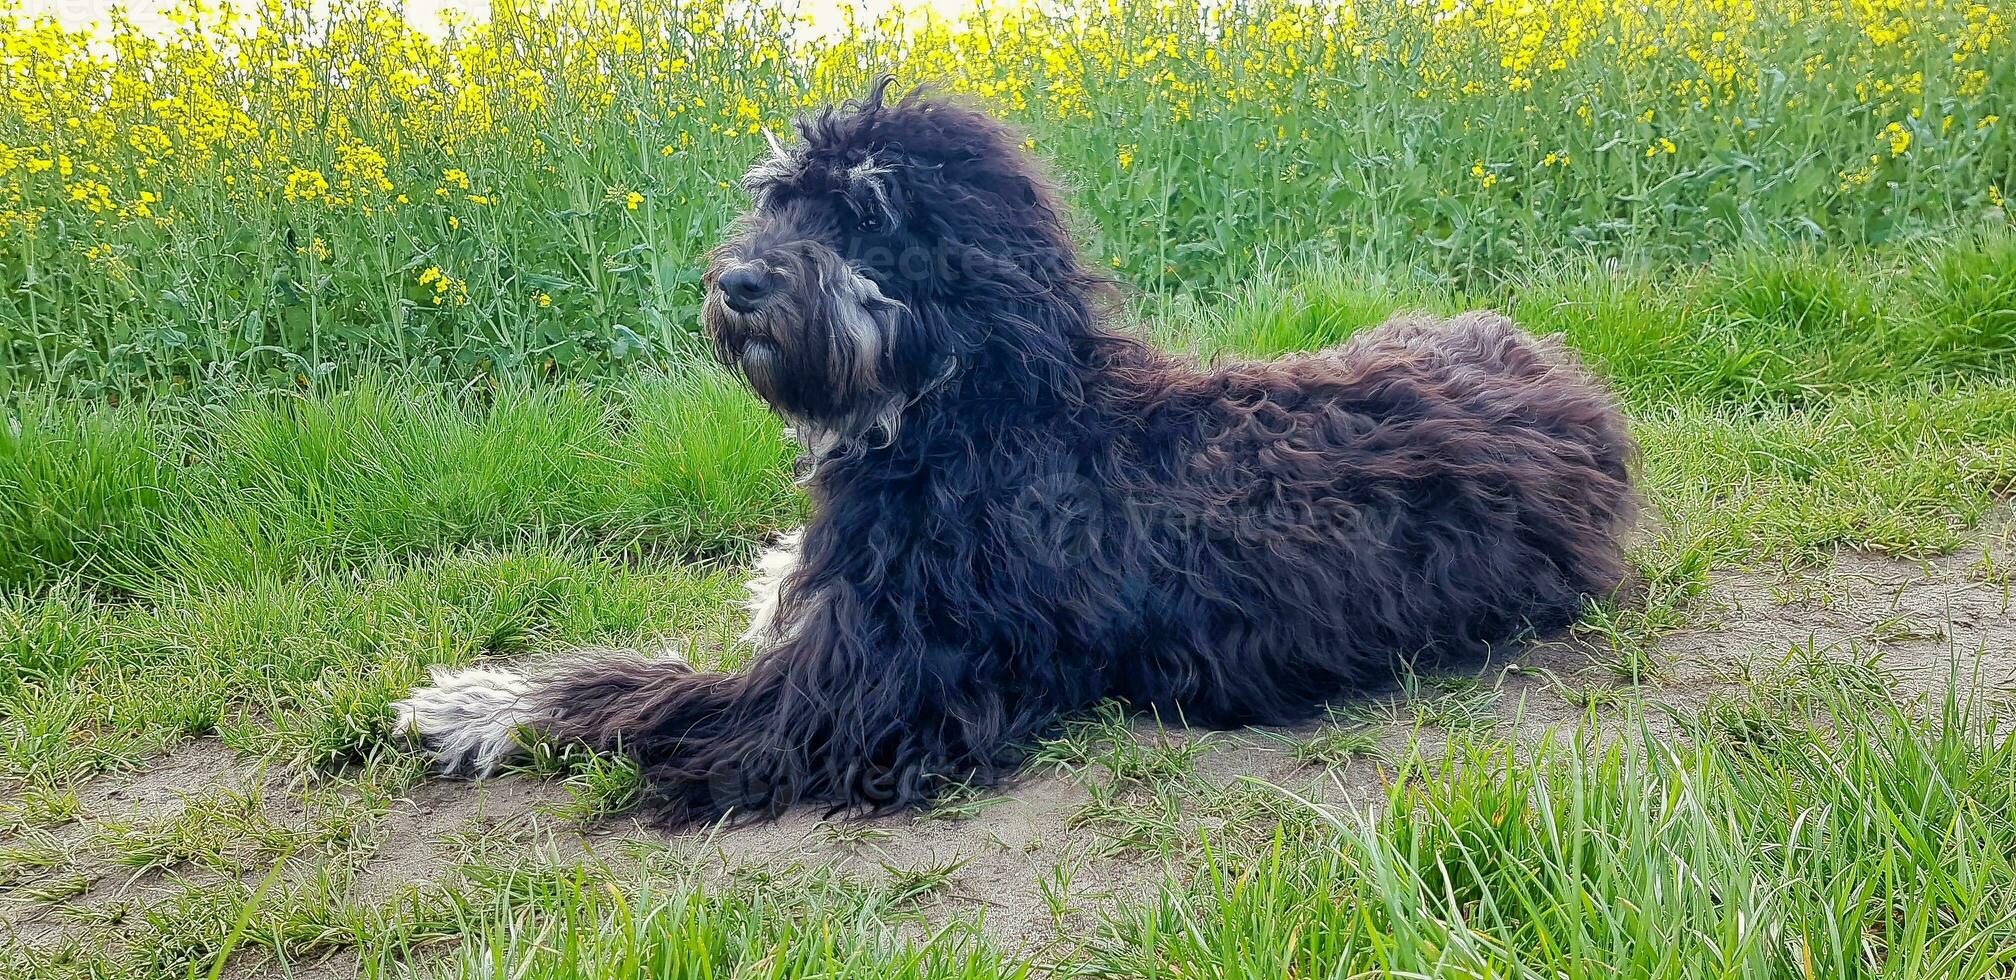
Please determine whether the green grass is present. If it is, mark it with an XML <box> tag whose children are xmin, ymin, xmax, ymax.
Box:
<box><xmin>1641</xmin><ymin>385</ymin><xmax>2016</xmax><ymax>561</ymax></box>
<box><xmin>433</xmin><ymin>871</ymin><xmax>1020</xmax><ymax>980</ymax></box>
<box><xmin>1094</xmin><ymin>688</ymin><xmax>2016</xmax><ymax>980</ymax></box>
<box><xmin>7</xmin><ymin>848</ymin><xmax>1026</xmax><ymax>980</ymax></box>
<box><xmin>1</xmin><ymin>357</ymin><xmax>800</xmax><ymax>596</ymax></box>
<box><xmin>1175</xmin><ymin>231</ymin><xmax>2016</xmax><ymax>407</ymax></box>
<box><xmin>0</xmin><ymin>548</ymin><xmax>746</xmax><ymax>784</ymax></box>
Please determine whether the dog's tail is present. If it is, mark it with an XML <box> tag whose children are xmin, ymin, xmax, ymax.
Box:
<box><xmin>392</xmin><ymin>636</ymin><xmax>1035</xmax><ymax>825</ymax></box>
<box><xmin>393</xmin><ymin>652</ymin><xmax>803</xmax><ymax>823</ymax></box>
<box><xmin>389</xmin><ymin>650</ymin><xmax>702</xmax><ymax>781</ymax></box>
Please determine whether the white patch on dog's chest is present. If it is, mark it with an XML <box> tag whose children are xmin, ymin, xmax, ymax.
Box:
<box><xmin>741</xmin><ymin>529</ymin><xmax>806</xmax><ymax>646</ymax></box>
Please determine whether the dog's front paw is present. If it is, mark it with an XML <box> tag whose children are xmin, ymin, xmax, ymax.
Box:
<box><xmin>390</xmin><ymin>666</ymin><xmax>543</xmax><ymax>777</ymax></box>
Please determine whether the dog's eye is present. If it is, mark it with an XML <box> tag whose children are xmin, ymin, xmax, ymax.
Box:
<box><xmin>855</xmin><ymin>212</ymin><xmax>885</xmax><ymax>233</ymax></box>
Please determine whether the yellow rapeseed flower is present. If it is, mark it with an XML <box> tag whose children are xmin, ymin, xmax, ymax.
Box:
<box><xmin>418</xmin><ymin>266</ymin><xmax>468</xmax><ymax>305</ymax></box>
<box><xmin>1883</xmin><ymin>122</ymin><xmax>1912</xmax><ymax>156</ymax></box>
<box><xmin>284</xmin><ymin>168</ymin><xmax>329</xmax><ymax>203</ymax></box>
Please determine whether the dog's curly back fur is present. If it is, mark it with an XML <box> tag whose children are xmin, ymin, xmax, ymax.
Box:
<box><xmin>525</xmin><ymin>81</ymin><xmax>1639</xmax><ymax>825</ymax></box>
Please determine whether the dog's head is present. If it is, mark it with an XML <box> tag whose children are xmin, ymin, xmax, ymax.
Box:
<box><xmin>704</xmin><ymin>78</ymin><xmax>1089</xmax><ymax>439</ymax></box>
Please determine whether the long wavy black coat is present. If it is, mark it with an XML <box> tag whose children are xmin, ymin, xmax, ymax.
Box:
<box><xmin>396</xmin><ymin>81</ymin><xmax>1638</xmax><ymax>826</ymax></box>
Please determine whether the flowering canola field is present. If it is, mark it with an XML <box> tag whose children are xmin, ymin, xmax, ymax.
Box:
<box><xmin>0</xmin><ymin>0</ymin><xmax>2010</xmax><ymax>393</ymax></box>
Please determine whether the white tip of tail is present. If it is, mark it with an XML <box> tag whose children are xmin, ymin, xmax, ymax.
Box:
<box><xmin>391</xmin><ymin>666</ymin><xmax>543</xmax><ymax>777</ymax></box>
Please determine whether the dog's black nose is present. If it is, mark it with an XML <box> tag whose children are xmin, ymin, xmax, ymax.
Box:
<box><xmin>718</xmin><ymin>266</ymin><xmax>774</xmax><ymax>313</ymax></box>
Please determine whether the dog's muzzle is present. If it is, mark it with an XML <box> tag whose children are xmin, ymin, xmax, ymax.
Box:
<box><xmin>703</xmin><ymin>259</ymin><xmax>779</xmax><ymax>366</ymax></box>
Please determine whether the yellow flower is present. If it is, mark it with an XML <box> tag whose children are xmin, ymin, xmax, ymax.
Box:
<box><xmin>537</xmin><ymin>292</ymin><xmax>553</xmax><ymax>308</ymax></box>
<box><xmin>1992</xmin><ymin>186</ymin><xmax>2006</xmax><ymax>209</ymax></box>
<box><xmin>334</xmin><ymin>142</ymin><xmax>392</xmax><ymax>195</ymax></box>
<box><xmin>65</xmin><ymin>181</ymin><xmax>114</xmax><ymax>212</ymax></box>
<box><xmin>1883</xmin><ymin>122</ymin><xmax>1911</xmax><ymax>157</ymax></box>
<box><xmin>625</xmin><ymin>191</ymin><xmax>644</xmax><ymax>210</ymax></box>
<box><xmin>283</xmin><ymin>169</ymin><xmax>329</xmax><ymax>203</ymax></box>
<box><xmin>418</xmin><ymin>266</ymin><xmax>468</xmax><ymax>306</ymax></box>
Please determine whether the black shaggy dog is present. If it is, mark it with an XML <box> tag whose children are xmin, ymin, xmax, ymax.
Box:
<box><xmin>394</xmin><ymin>80</ymin><xmax>1638</xmax><ymax>826</ymax></box>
